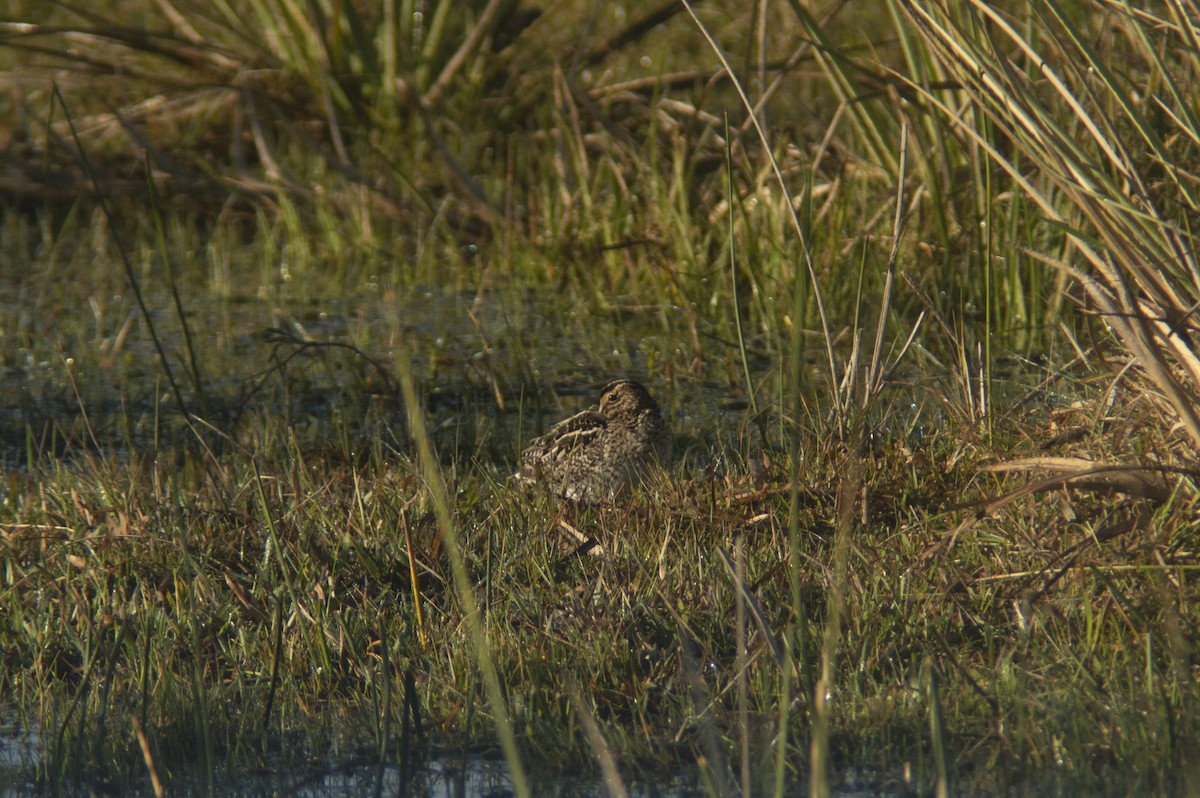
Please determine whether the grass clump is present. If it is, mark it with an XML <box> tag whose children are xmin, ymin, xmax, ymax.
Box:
<box><xmin>4</xmin><ymin>357</ymin><xmax>1195</xmax><ymax>795</ymax></box>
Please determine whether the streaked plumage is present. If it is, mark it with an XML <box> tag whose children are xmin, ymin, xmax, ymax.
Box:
<box><xmin>516</xmin><ymin>380</ymin><xmax>672</xmax><ymax>502</ymax></box>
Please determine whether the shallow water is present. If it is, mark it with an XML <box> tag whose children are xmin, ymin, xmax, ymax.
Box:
<box><xmin>0</xmin><ymin>724</ymin><xmax>915</xmax><ymax>798</ymax></box>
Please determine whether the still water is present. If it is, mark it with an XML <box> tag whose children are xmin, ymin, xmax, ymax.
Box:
<box><xmin>0</xmin><ymin>727</ymin><xmax>904</xmax><ymax>798</ymax></box>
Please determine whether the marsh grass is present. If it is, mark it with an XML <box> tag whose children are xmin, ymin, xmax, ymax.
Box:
<box><xmin>3</xmin><ymin>348</ymin><xmax>1194</xmax><ymax>794</ymax></box>
<box><xmin>2</xmin><ymin>0</ymin><xmax>1200</xmax><ymax>796</ymax></box>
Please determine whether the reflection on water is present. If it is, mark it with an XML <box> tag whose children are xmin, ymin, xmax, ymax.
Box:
<box><xmin>230</xmin><ymin>755</ymin><xmax>704</xmax><ymax>798</ymax></box>
<box><xmin>0</xmin><ymin>736</ymin><xmax>909</xmax><ymax>798</ymax></box>
<box><xmin>0</xmin><ymin>281</ymin><xmax>712</xmax><ymax>468</ymax></box>
<box><xmin>0</xmin><ymin>722</ymin><xmax>38</xmax><ymax>792</ymax></box>
<box><xmin>0</xmin><ymin>716</ymin><xmax>916</xmax><ymax>797</ymax></box>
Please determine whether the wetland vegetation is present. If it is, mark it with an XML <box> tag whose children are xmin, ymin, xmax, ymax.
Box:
<box><xmin>2</xmin><ymin>0</ymin><xmax>1199</xmax><ymax>795</ymax></box>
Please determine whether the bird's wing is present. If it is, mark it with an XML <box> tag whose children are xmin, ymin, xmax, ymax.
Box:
<box><xmin>528</xmin><ymin>408</ymin><xmax>606</xmax><ymax>454</ymax></box>
<box><xmin>516</xmin><ymin>407</ymin><xmax>607</xmax><ymax>478</ymax></box>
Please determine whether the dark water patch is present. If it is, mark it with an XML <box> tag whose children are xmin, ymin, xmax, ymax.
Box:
<box><xmin>0</xmin><ymin>279</ymin><xmax>721</xmax><ymax>470</ymax></box>
<box><xmin>0</xmin><ymin>720</ymin><xmax>936</xmax><ymax>798</ymax></box>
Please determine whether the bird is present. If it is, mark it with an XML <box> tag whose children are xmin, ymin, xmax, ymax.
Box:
<box><xmin>516</xmin><ymin>379</ymin><xmax>672</xmax><ymax>502</ymax></box>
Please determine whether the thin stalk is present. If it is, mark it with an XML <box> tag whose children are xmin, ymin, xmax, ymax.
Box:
<box><xmin>865</xmin><ymin>123</ymin><xmax>908</xmax><ymax>402</ymax></box>
<box><xmin>144</xmin><ymin>155</ymin><xmax>207</xmax><ymax>418</ymax></box>
<box><xmin>773</xmin><ymin>638</ymin><xmax>795</xmax><ymax>798</ymax></box>
<box><xmin>261</xmin><ymin>596</ymin><xmax>284</xmax><ymax>736</ymax></box>
<box><xmin>682</xmin><ymin>0</ymin><xmax>842</xmax><ymax>423</ymax></box>
<box><xmin>926</xmin><ymin>657</ymin><xmax>950</xmax><ymax>798</ymax></box>
<box><xmin>392</xmin><ymin>342</ymin><xmax>530</xmax><ymax>798</ymax></box>
<box><xmin>727</xmin><ymin>112</ymin><xmax>758</xmax><ymax>418</ymax></box>
<box><xmin>52</xmin><ymin>84</ymin><xmax>189</xmax><ymax>416</ymax></box>
<box><xmin>736</xmin><ymin>535</ymin><xmax>750</xmax><ymax>797</ymax></box>
<box><xmin>810</xmin><ymin>446</ymin><xmax>860</xmax><ymax>798</ymax></box>
<box><xmin>379</xmin><ymin>620</ymin><xmax>392</xmax><ymax>762</ymax></box>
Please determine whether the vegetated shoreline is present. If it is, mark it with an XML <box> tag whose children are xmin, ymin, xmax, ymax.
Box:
<box><xmin>0</xmin><ymin>325</ymin><xmax>1190</xmax><ymax>797</ymax></box>
<box><xmin>2</xmin><ymin>0</ymin><xmax>1198</xmax><ymax>794</ymax></box>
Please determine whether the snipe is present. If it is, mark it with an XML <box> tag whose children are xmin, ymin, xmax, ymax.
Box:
<box><xmin>516</xmin><ymin>379</ymin><xmax>672</xmax><ymax>502</ymax></box>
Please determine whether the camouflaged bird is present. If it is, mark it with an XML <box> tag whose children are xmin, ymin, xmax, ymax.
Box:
<box><xmin>516</xmin><ymin>379</ymin><xmax>672</xmax><ymax>502</ymax></box>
